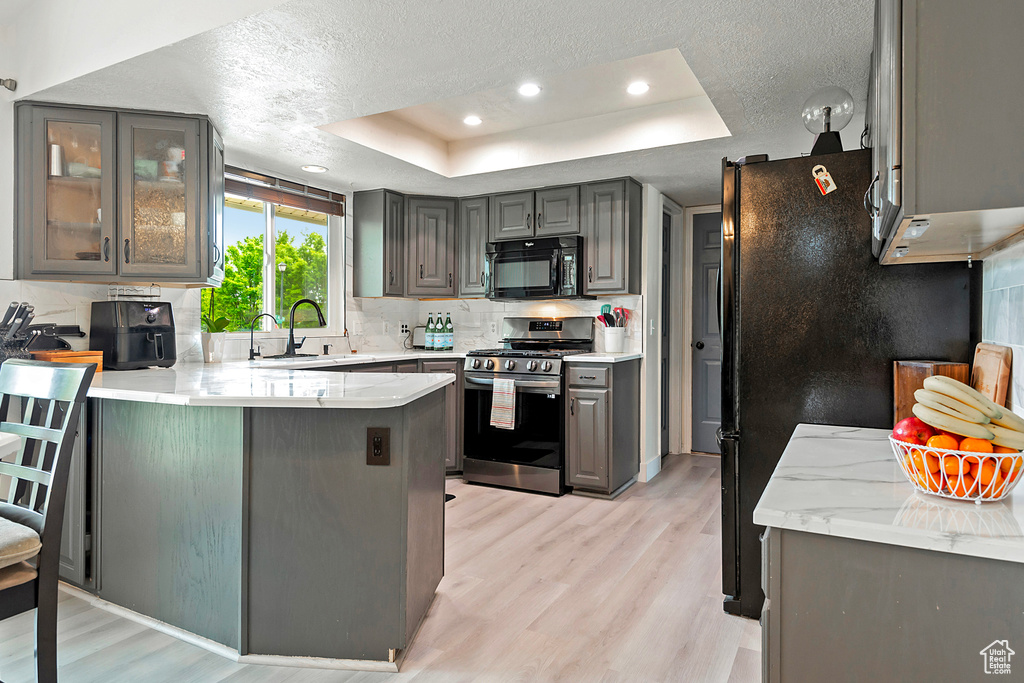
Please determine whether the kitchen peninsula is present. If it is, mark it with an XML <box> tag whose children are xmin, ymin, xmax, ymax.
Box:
<box><xmin>79</xmin><ymin>364</ymin><xmax>455</xmax><ymax>671</ymax></box>
<box><xmin>755</xmin><ymin>424</ymin><xmax>1024</xmax><ymax>681</ymax></box>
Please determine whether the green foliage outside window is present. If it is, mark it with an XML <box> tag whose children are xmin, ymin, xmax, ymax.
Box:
<box><xmin>200</xmin><ymin>229</ymin><xmax>328</xmax><ymax>332</ymax></box>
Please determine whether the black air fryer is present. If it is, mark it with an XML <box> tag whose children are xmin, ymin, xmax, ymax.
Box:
<box><xmin>89</xmin><ymin>301</ymin><xmax>176</xmax><ymax>370</ymax></box>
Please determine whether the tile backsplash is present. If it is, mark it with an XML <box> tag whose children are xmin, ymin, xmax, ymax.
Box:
<box><xmin>0</xmin><ymin>277</ymin><xmax>641</xmax><ymax>364</ymax></box>
<box><xmin>982</xmin><ymin>239</ymin><xmax>1024</xmax><ymax>413</ymax></box>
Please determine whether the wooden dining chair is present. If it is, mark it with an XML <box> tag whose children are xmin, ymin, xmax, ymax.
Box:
<box><xmin>0</xmin><ymin>359</ymin><xmax>95</xmax><ymax>683</ymax></box>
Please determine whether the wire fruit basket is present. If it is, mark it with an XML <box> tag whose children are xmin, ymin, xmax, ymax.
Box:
<box><xmin>891</xmin><ymin>436</ymin><xmax>1024</xmax><ymax>504</ymax></box>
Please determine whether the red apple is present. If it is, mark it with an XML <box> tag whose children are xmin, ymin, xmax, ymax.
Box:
<box><xmin>893</xmin><ymin>416</ymin><xmax>935</xmax><ymax>444</ymax></box>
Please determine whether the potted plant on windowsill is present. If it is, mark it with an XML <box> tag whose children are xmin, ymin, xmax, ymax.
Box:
<box><xmin>201</xmin><ymin>290</ymin><xmax>230</xmax><ymax>363</ymax></box>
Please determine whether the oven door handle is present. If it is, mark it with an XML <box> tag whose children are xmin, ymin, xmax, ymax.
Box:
<box><xmin>464</xmin><ymin>375</ymin><xmax>561</xmax><ymax>392</ymax></box>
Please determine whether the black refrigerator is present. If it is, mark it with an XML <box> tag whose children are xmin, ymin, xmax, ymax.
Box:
<box><xmin>719</xmin><ymin>149</ymin><xmax>980</xmax><ymax>618</ymax></box>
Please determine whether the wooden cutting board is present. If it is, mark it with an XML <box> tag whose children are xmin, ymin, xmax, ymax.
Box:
<box><xmin>29</xmin><ymin>350</ymin><xmax>103</xmax><ymax>372</ymax></box>
<box><xmin>972</xmin><ymin>343</ymin><xmax>1012</xmax><ymax>407</ymax></box>
<box><xmin>894</xmin><ymin>360</ymin><xmax>969</xmax><ymax>423</ymax></box>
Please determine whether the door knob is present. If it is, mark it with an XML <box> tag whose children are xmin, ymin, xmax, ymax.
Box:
<box><xmin>695</xmin><ymin>341</ymin><xmax>705</xmax><ymax>350</ymax></box>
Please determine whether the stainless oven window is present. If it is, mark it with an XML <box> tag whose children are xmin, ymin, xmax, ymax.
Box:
<box><xmin>464</xmin><ymin>377</ymin><xmax>564</xmax><ymax>469</ymax></box>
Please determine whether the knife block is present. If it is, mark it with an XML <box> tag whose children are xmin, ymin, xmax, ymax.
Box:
<box><xmin>893</xmin><ymin>360</ymin><xmax>970</xmax><ymax>424</ymax></box>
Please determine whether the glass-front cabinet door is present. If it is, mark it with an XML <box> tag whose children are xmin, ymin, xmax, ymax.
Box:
<box><xmin>118</xmin><ymin>114</ymin><xmax>201</xmax><ymax>278</ymax></box>
<box><xmin>26</xmin><ymin>107</ymin><xmax>117</xmax><ymax>275</ymax></box>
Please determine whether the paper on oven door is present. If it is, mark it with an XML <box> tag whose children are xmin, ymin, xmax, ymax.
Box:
<box><xmin>489</xmin><ymin>378</ymin><xmax>516</xmax><ymax>430</ymax></box>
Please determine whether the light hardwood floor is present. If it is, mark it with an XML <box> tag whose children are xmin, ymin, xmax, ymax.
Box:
<box><xmin>0</xmin><ymin>453</ymin><xmax>760</xmax><ymax>682</ymax></box>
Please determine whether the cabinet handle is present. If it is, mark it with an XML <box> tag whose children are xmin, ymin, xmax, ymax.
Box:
<box><xmin>213</xmin><ymin>243</ymin><xmax>221</xmax><ymax>266</ymax></box>
<box><xmin>537</xmin><ymin>212</ymin><xmax>542</xmax><ymax>228</ymax></box>
<box><xmin>526</xmin><ymin>213</ymin><xmax>531</xmax><ymax>231</ymax></box>
<box><xmin>570</xmin><ymin>397</ymin><xmax>575</xmax><ymax>416</ymax></box>
<box><xmin>448</xmin><ymin>272</ymin><xmax>453</xmax><ymax>287</ymax></box>
<box><xmin>420</xmin><ymin>264</ymin><xmax>424</xmax><ymax>279</ymax></box>
<box><xmin>103</xmin><ymin>237</ymin><xmax>110</xmax><ymax>263</ymax></box>
<box><xmin>863</xmin><ymin>172</ymin><xmax>880</xmax><ymax>218</ymax></box>
<box><xmin>389</xmin><ymin>269</ymin><xmax>394</xmax><ymax>284</ymax></box>
<box><xmin>124</xmin><ymin>238</ymin><xmax>130</xmax><ymax>264</ymax></box>
<box><xmin>588</xmin><ymin>266</ymin><xmax>593</xmax><ymax>283</ymax></box>
<box><xmin>481</xmin><ymin>270</ymin><xmax>485</xmax><ymax>284</ymax></box>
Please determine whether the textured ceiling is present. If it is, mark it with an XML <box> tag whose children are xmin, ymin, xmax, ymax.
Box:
<box><xmin>30</xmin><ymin>0</ymin><xmax>874</xmax><ymax>207</ymax></box>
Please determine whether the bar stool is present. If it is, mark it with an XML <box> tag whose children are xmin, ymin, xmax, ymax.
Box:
<box><xmin>0</xmin><ymin>359</ymin><xmax>96</xmax><ymax>683</ymax></box>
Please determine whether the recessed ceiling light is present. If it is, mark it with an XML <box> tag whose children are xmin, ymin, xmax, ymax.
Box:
<box><xmin>627</xmin><ymin>81</ymin><xmax>650</xmax><ymax>95</ymax></box>
<box><xmin>301</xmin><ymin>165</ymin><xmax>328</xmax><ymax>173</ymax></box>
<box><xmin>463</xmin><ymin>115</ymin><xmax>482</xmax><ymax>126</ymax></box>
<box><xmin>518</xmin><ymin>83</ymin><xmax>541</xmax><ymax>97</ymax></box>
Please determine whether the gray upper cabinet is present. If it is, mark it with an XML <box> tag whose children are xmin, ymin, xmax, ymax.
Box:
<box><xmin>352</xmin><ymin>189</ymin><xmax>406</xmax><ymax>297</ymax></box>
<box><xmin>534</xmin><ymin>185</ymin><xmax>579</xmax><ymax>237</ymax></box>
<box><xmin>459</xmin><ymin>196</ymin><xmax>488</xmax><ymax>297</ymax></box>
<box><xmin>489</xmin><ymin>191</ymin><xmax>534</xmax><ymax>241</ymax></box>
<box><xmin>871</xmin><ymin>0</ymin><xmax>1024</xmax><ymax>264</ymax></box>
<box><xmin>407</xmin><ymin>196</ymin><xmax>457</xmax><ymax>296</ymax></box>
<box><xmin>582</xmin><ymin>179</ymin><xmax>641</xmax><ymax>295</ymax></box>
<box><xmin>16</xmin><ymin>102</ymin><xmax>224</xmax><ymax>285</ymax></box>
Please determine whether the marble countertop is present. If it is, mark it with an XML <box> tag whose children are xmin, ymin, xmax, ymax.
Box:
<box><xmin>250</xmin><ymin>350</ymin><xmax>464</xmax><ymax>370</ymax></box>
<box><xmin>87</xmin><ymin>362</ymin><xmax>455</xmax><ymax>409</ymax></box>
<box><xmin>753</xmin><ymin>424</ymin><xmax>1024</xmax><ymax>564</ymax></box>
<box><xmin>566</xmin><ymin>352</ymin><xmax>643</xmax><ymax>363</ymax></box>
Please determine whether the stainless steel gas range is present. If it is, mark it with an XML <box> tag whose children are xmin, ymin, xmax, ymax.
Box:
<box><xmin>462</xmin><ymin>317</ymin><xmax>594</xmax><ymax>495</ymax></box>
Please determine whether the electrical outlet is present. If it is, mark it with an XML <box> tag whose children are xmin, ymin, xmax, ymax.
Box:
<box><xmin>366</xmin><ymin>427</ymin><xmax>390</xmax><ymax>466</ymax></box>
<box><xmin>489</xmin><ymin>322</ymin><xmax>498</xmax><ymax>335</ymax></box>
<box><xmin>399</xmin><ymin>322</ymin><xmax>410</xmax><ymax>335</ymax></box>
<box><xmin>383</xmin><ymin>321</ymin><xmax>391</xmax><ymax>335</ymax></box>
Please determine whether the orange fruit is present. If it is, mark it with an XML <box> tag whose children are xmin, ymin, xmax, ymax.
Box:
<box><xmin>960</xmin><ymin>437</ymin><xmax>994</xmax><ymax>453</ymax></box>
<box><xmin>942</xmin><ymin>455</ymin><xmax>965</xmax><ymax>476</ymax></box>
<box><xmin>964</xmin><ymin>455</ymin><xmax>982</xmax><ymax>478</ymax></box>
<box><xmin>911</xmin><ymin>450</ymin><xmax>938</xmax><ymax>476</ymax></box>
<box><xmin>978</xmin><ymin>459</ymin><xmax>1000</xmax><ymax>486</ymax></box>
<box><xmin>918</xmin><ymin>469</ymin><xmax>943</xmax><ymax>492</ymax></box>
<box><xmin>981</xmin><ymin>469</ymin><xmax>1005</xmax><ymax>498</ymax></box>
<box><xmin>994</xmin><ymin>445</ymin><xmax>1019</xmax><ymax>454</ymax></box>
<box><xmin>927</xmin><ymin>434</ymin><xmax>960</xmax><ymax>451</ymax></box>
<box><xmin>949</xmin><ymin>474</ymin><xmax>978</xmax><ymax>497</ymax></box>
<box><xmin>1002</xmin><ymin>456</ymin><xmax>1024</xmax><ymax>483</ymax></box>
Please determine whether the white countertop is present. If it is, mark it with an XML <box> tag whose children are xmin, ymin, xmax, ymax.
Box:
<box><xmin>250</xmin><ymin>350</ymin><xmax>464</xmax><ymax>369</ymax></box>
<box><xmin>566</xmin><ymin>352</ymin><xmax>643</xmax><ymax>363</ymax></box>
<box><xmin>87</xmin><ymin>362</ymin><xmax>455</xmax><ymax>409</ymax></box>
<box><xmin>753</xmin><ymin>424</ymin><xmax>1024</xmax><ymax>564</ymax></box>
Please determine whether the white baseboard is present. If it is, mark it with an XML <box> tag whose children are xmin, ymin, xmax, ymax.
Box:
<box><xmin>640</xmin><ymin>455</ymin><xmax>662</xmax><ymax>482</ymax></box>
<box><xmin>58</xmin><ymin>583</ymin><xmax>401</xmax><ymax>673</ymax></box>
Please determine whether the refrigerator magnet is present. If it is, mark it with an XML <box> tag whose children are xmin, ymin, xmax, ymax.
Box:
<box><xmin>812</xmin><ymin>165</ymin><xmax>837</xmax><ymax>195</ymax></box>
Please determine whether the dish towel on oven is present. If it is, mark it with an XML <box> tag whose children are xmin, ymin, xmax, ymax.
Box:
<box><xmin>489</xmin><ymin>378</ymin><xmax>516</xmax><ymax>429</ymax></box>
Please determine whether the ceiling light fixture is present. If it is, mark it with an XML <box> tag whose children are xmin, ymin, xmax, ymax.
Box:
<box><xmin>301</xmin><ymin>165</ymin><xmax>328</xmax><ymax>173</ymax></box>
<box><xmin>518</xmin><ymin>83</ymin><xmax>541</xmax><ymax>97</ymax></box>
<box><xmin>627</xmin><ymin>81</ymin><xmax>650</xmax><ymax>95</ymax></box>
<box><xmin>463</xmin><ymin>115</ymin><xmax>482</xmax><ymax>126</ymax></box>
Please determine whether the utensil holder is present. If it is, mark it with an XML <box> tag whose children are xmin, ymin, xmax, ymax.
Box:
<box><xmin>604</xmin><ymin>327</ymin><xmax>626</xmax><ymax>353</ymax></box>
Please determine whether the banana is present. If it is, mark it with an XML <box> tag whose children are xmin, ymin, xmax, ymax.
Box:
<box><xmin>989</xmin><ymin>424</ymin><xmax>1024</xmax><ymax>450</ymax></box>
<box><xmin>991</xmin><ymin>410</ymin><xmax>1024</xmax><ymax>433</ymax></box>
<box><xmin>914</xmin><ymin>388</ymin><xmax>990</xmax><ymax>423</ymax></box>
<box><xmin>922</xmin><ymin>375</ymin><xmax>1003</xmax><ymax>420</ymax></box>
<box><xmin>912</xmin><ymin>403</ymin><xmax>995</xmax><ymax>440</ymax></box>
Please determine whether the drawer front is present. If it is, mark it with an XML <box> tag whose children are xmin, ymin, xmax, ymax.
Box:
<box><xmin>567</xmin><ymin>367</ymin><xmax>608</xmax><ymax>388</ymax></box>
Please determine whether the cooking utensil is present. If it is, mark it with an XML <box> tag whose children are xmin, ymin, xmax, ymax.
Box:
<box><xmin>0</xmin><ymin>302</ymin><xmax>18</xmax><ymax>327</ymax></box>
<box><xmin>603</xmin><ymin>313</ymin><xmax>616</xmax><ymax>327</ymax></box>
<box><xmin>601</xmin><ymin>304</ymin><xmax>611</xmax><ymax>316</ymax></box>
<box><xmin>596</xmin><ymin>315</ymin><xmax>607</xmax><ymax>327</ymax></box>
<box><xmin>613</xmin><ymin>307</ymin><xmax>630</xmax><ymax>327</ymax></box>
<box><xmin>971</xmin><ymin>343</ymin><xmax>1013</xmax><ymax>406</ymax></box>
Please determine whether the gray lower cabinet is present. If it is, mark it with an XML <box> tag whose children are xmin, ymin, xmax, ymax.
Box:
<box><xmin>489</xmin><ymin>191</ymin><xmax>534</xmax><ymax>241</ymax></box>
<box><xmin>421</xmin><ymin>360</ymin><xmax>463</xmax><ymax>471</ymax></box>
<box><xmin>564</xmin><ymin>360</ymin><xmax>640</xmax><ymax>495</ymax></box>
<box><xmin>535</xmin><ymin>185</ymin><xmax>580</xmax><ymax>237</ymax></box>
<box><xmin>395</xmin><ymin>361</ymin><xmax>419</xmax><ymax>373</ymax></box>
<box><xmin>458</xmin><ymin>196</ymin><xmax>489</xmax><ymax>297</ymax></box>
<box><xmin>59</xmin><ymin>399</ymin><xmax>98</xmax><ymax>589</ymax></box>
<box><xmin>352</xmin><ymin>189</ymin><xmax>406</xmax><ymax>297</ymax></box>
<box><xmin>16</xmin><ymin>102</ymin><xmax>224</xmax><ymax>285</ymax></box>
<box><xmin>581</xmin><ymin>179</ymin><xmax>642</xmax><ymax>295</ymax></box>
<box><xmin>407</xmin><ymin>197</ymin><xmax>457</xmax><ymax>296</ymax></box>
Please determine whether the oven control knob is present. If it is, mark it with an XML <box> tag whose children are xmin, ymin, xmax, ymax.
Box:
<box><xmin>541</xmin><ymin>361</ymin><xmax>553</xmax><ymax>372</ymax></box>
<box><xmin>485</xmin><ymin>359</ymin><xmax>495</xmax><ymax>370</ymax></box>
<box><xmin>527</xmin><ymin>360</ymin><xmax>539</xmax><ymax>372</ymax></box>
<box><xmin>505</xmin><ymin>360</ymin><xmax>516</xmax><ymax>371</ymax></box>
<box><xmin>471</xmin><ymin>358</ymin><xmax>481</xmax><ymax>369</ymax></box>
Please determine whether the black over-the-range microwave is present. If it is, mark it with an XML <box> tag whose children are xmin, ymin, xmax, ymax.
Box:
<box><xmin>485</xmin><ymin>236</ymin><xmax>593</xmax><ymax>300</ymax></box>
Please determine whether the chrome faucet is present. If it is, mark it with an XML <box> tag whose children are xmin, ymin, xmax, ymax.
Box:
<box><xmin>248</xmin><ymin>313</ymin><xmax>278</xmax><ymax>361</ymax></box>
<box><xmin>285</xmin><ymin>299</ymin><xmax>326</xmax><ymax>356</ymax></box>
